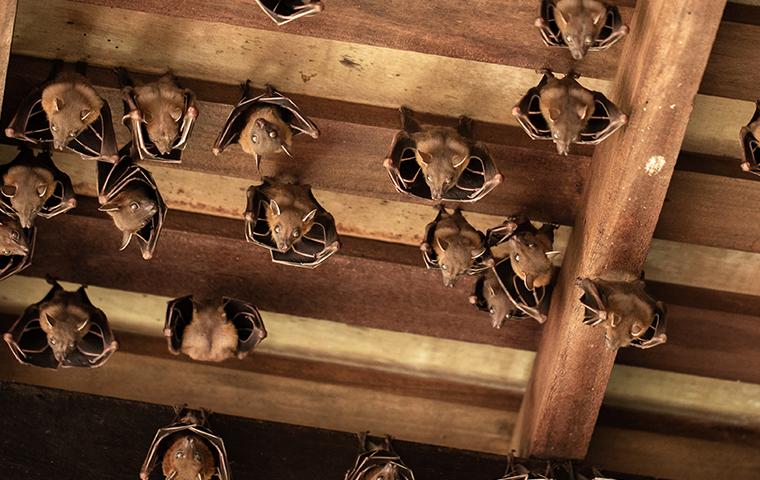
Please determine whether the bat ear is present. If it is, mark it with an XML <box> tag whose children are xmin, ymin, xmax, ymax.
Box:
<box><xmin>98</xmin><ymin>201</ymin><xmax>120</xmax><ymax>212</ymax></box>
<box><xmin>630</xmin><ymin>320</ymin><xmax>645</xmax><ymax>337</ymax></box>
<box><xmin>255</xmin><ymin>118</ymin><xmax>267</xmax><ymax>130</ymax></box>
<box><xmin>577</xmin><ymin>104</ymin><xmax>592</xmax><ymax>120</ymax></box>
<box><xmin>170</xmin><ymin>107</ymin><xmax>182</xmax><ymax>122</ymax></box>
<box><xmin>269</xmin><ymin>199</ymin><xmax>281</xmax><ymax>216</ymax></box>
<box><xmin>415</xmin><ymin>149</ymin><xmax>432</xmax><ymax>165</ymax></box>
<box><xmin>76</xmin><ymin>318</ymin><xmax>89</xmax><ymax>332</ymax></box>
<box><xmin>524</xmin><ymin>274</ymin><xmax>535</xmax><ymax>290</ymax></box>
<box><xmin>143</xmin><ymin>111</ymin><xmax>152</xmax><ymax>123</ymax></box>
<box><xmin>487</xmin><ymin>283</ymin><xmax>496</xmax><ymax>297</ymax></box>
<box><xmin>36</xmin><ymin>183</ymin><xmax>48</xmax><ymax>198</ymax></box>
<box><xmin>471</xmin><ymin>247</ymin><xmax>486</xmax><ymax>259</ymax></box>
<box><xmin>302</xmin><ymin>208</ymin><xmax>317</xmax><ymax>223</ymax></box>
<box><xmin>548</xmin><ymin>107</ymin><xmax>561</xmax><ymax>122</ymax></box>
<box><xmin>555</xmin><ymin>7</ymin><xmax>569</xmax><ymax>25</ymax></box>
<box><xmin>436</xmin><ymin>236</ymin><xmax>449</xmax><ymax>252</ymax></box>
<box><xmin>80</xmin><ymin>108</ymin><xmax>93</xmax><ymax>122</ymax></box>
<box><xmin>119</xmin><ymin>231</ymin><xmax>132</xmax><ymax>251</ymax></box>
<box><xmin>42</xmin><ymin>313</ymin><xmax>54</xmax><ymax>328</ymax></box>
<box><xmin>54</xmin><ymin>97</ymin><xmax>64</xmax><ymax>111</ymax></box>
<box><xmin>1</xmin><ymin>184</ymin><xmax>16</xmax><ymax>197</ymax></box>
<box><xmin>453</xmin><ymin>154</ymin><xmax>469</xmax><ymax>168</ymax></box>
<box><xmin>545</xmin><ymin>250</ymin><xmax>561</xmax><ymax>260</ymax></box>
<box><xmin>593</xmin><ymin>9</ymin><xmax>605</xmax><ymax>25</ymax></box>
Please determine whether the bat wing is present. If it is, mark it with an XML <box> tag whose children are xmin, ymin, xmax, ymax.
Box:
<box><xmin>98</xmin><ymin>149</ymin><xmax>168</xmax><ymax>260</ymax></box>
<box><xmin>740</xmin><ymin>100</ymin><xmax>760</xmax><ymax>176</ymax></box>
<box><xmin>245</xmin><ymin>180</ymin><xmax>341</xmax><ymax>268</ymax></box>
<box><xmin>260</xmin><ymin>87</ymin><xmax>320</xmax><ymax>139</ymax></box>
<box><xmin>470</xmin><ymin>275</ymin><xmax>490</xmax><ymax>313</ymax></box>
<box><xmin>577</xmin><ymin>278</ymin><xmax>608</xmax><ymax>326</ymax></box>
<box><xmin>222</xmin><ymin>297</ymin><xmax>268</xmax><ymax>356</ymax></box>
<box><xmin>67</xmin><ymin>291</ymin><xmax>119</xmax><ymax>368</ymax></box>
<box><xmin>445</xmin><ymin>141</ymin><xmax>503</xmax><ymax>203</ymax></box>
<box><xmin>0</xmin><ymin>149</ymin><xmax>76</xmax><ymax>219</ymax></box>
<box><xmin>632</xmin><ymin>301</ymin><xmax>668</xmax><ymax>349</ymax></box>
<box><xmin>255</xmin><ymin>0</ymin><xmax>323</xmax><ymax>26</ymax></box>
<box><xmin>122</xmin><ymin>85</ymin><xmax>198</xmax><ymax>163</ymax></box>
<box><xmin>383</xmin><ymin>130</ymin><xmax>430</xmax><ymax>197</ymax></box>
<box><xmin>513</xmin><ymin>75</ymin><xmax>553</xmax><ymax>141</ymax></box>
<box><xmin>345</xmin><ymin>448</ymin><xmax>416</xmax><ymax>480</ymax></box>
<box><xmin>577</xmin><ymin>91</ymin><xmax>627</xmax><ymax>144</ymax></box>
<box><xmin>492</xmin><ymin>258</ymin><xmax>551</xmax><ymax>324</ymax></box>
<box><xmin>163</xmin><ymin>295</ymin><xmax>194</xmax><ymax>355</ymax></box>
<box><xmin>0</xmin><ymin>223</ymin><xmax>35</xmax><ymax>282</ymax></box>
<box><xmin>536</xmin><ymin>0</ymin><xmax>628</xmax><ymax>51</ymax></box>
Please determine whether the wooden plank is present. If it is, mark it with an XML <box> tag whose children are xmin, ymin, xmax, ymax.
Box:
<box><xmin>512</xmin><ymin>0</ymin><xmax>727</xmax><ymax>459</ymax></box>
<box><xmin>0</xmin><ymin>0</ymin><xmax>17</xmax><ymax>116</ymax></box>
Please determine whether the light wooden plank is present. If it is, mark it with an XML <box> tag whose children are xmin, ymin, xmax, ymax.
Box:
<box><xmin>0</xmin><ymin>0</ymin><xmax>17</xmax><ymax>116</ymax></box>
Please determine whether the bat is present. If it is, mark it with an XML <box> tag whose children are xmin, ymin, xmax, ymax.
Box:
<box><xmin>255</xmin><ymin>0</ymin><xmax>324</xmax><ymax>26</ymax></box>
<box><xmin>164</xmin><ymin>295</ymin><xmax>267</xmax><ymax>362</ymax></box>
<box><xmin>116</xmin><ymin>68</ymin><xmax>199</xmax><ymax>162</ymax></box>
<box><xmin>384</xmin><ymin>107</ymin><xmax>503</xmax><ymax>203</ymax></box>
<box><xmin>469</xmin><ymin>270</ymin><xmax>521</xmax><ymax>329</ymax></box>
<box><xmin>344</xmin><ymin>432</ymin><xmax>415</xmax><ymax>480</ymax></box>
<box><xmin>5</xmin><ymin>62</ymin><xmax>118</xmax><ymax>162</ymax></box>
<box><xmin>488</xmin><ymin>216</ymin><xmax>560</xmax><ymax>290</ymax></box>
<box><xmin>535</xmin><ymin>0</ymin><xmax>628</xmax><ymax>58</ymax></box>
<box><xmin>420</xmin><ymin>206</ymin><xmax>490</xmax><ymax>287</ymax></box>
<box><xmin>244</xmin><ymin>177</ymin><xmax>340</xmax><ymax>268</ymax></box>
<box><xmin>0</xmin><ymin>212</ymin><xmax>35</xmax><ymax>282</ymax></box>
<box><xmin>513</xmin><ymin>70</ymin><xmax>627</xmax><ymax>154</ymax></box>
<box><xmin>740</xmin><ymin>99</ymin><xmax>760</xmax><ymax>176</ymax></box>
<box><xmin>4</xmin><ymin>277</ymin><xmax>118</xmax><ymax>369</ymax></box>
<box><xmin>97</xmin><ymin>146</ymin><xmax>167</xmax><ymax>260</ymax></box>
<box><xmin>577</xmin><ymin>272</ymin><xmax>667</xmax><ymax>350</ymax></box>
<box><xmin>213</xmin><ymin>82</ymin><xmax>320</xmax><ymax>171</ymax></box>
<box><xmin>497</xmin><ymin>456</ymin><xmax>551</xmax><ymax>480</ymax></box>
<box><xmin>140</xmin><ymin>408</ymin><xmax>230</xmax><ymax>480</ymax></box>
<box><xmin>0</xmin><ymin>148</ymin><xmax>76</xmax><ymax>228</ymax></box>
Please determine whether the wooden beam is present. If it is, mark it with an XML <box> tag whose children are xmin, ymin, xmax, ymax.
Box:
<box><xmin>512</xmin><ymin>0</ymin><xmax>727</xmax><ymax>460</ymax></box>
<box><xmin>0</xmin><ymin>0</ymin><xmax>17</xmax><ymax>117</ymax></box>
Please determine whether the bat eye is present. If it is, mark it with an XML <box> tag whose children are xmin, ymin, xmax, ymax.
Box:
<box><xmin>445</xmin><ymin>177</ymin><xmax>452</xmax><ymax>184</ymax></box>
<box><xmin>441</xmin><ymin>264</ymin><xmax>448</xmax><ymax>271</ymax></box>
<box><xmin>528</xmin><ymin>243</ymin><xmax>536</xmax><ymax>248</ymax></box>
<box><xmin>426</xmin><ymin>175</ymin><xmax>432</xmax><ymax>181</ymax></box>
<box><xmin>585</xmin><ymin>36</ymin><xmax>593</xmax><ymax>45</ymax></box>
<box><xmin>176</xmin><ymin>451</ymin><xmax>184</xmax><ymax>459</ymax></box>
<box><xmin>68</xmin><ymin>132</ymin><xmax>76</xmax><ymax>138</ymax></box>
<box><xmin>489</xmin><ymin>307</ymin><xmax>494</xmax><ymax>314</ymax></box>
<box><xmin>553</xmin><ymin>132</ymin><xmax>559</xmax><ymax>139</ymax></box>
<box><xmin>129</xmin><ymin>201</ymin><xmax>140</xmax><ymax>211</ymax></box>
<box><xmin>292</xmin><ymin>229</ymin><xmax>300</xmax><ymax>238</ymax></box>
<box><xmin>274</xmin><ymin>225</ymin><xmax>281</xmax><ymax>234</ymax></box>
<box><xmin>252</xmin><ymin>134</ymin><xmax>258</xmax><ymax>143</ymax></box>
<box><xmin>51</xmin><ymin>125</ymin><xmax>58</xmax><ymax>132</ymax></box>
<box><xmin>269</xmin><ymin>130</ymin><xmax>277</xmax><ymax>139</ymax></box>
<box><xmin>514</xmin><ymin>254</ymin><xmax>521</xmax><ymax>262</ymax></box>
<box><xmin>2</xmin><ymin>249</ymin><xmax>9</xmax><ymax>255</ymax></box>
<box><xmin>194</xmin><ymin>453</ymin><xmax>201</xmax><ymax>461</ymax></box>
<box><xmin>50</xmin><ymin>338</ymin><xmax>56</xmax><ymax>345</ymax></box>
<box><xmin>10</xmin><ymin>230</ymin><xmax>19</xmax><ymax>241</ymax></box>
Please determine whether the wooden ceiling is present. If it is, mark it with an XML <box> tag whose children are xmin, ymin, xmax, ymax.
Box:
<box><xmin>1</xmin><ymin>1</ymin><xmax>760</xmax><ymax>479</ymax></box>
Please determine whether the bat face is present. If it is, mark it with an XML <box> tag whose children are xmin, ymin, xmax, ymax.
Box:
<box><xmin>240</xmin><ymin>107</ymin><xmax>294</xmax><ymax>165</ymax></box>
<box><xmin>180</xmin><ymin>302</ymin><xmax>239</xmax><ymax>362</ymax></box>
<box><xmin>434</xmin><ymin>237</ymin><xmax>481</xmax><ymax>287</ymax></box>
<box><xmin>135</xmin><ymin>76</ymin><xmax>186</xmax><ymax>155</ymax></box>
<box><xmin>0</xmin><ymin>216</ymin><xmax>30</xmax><ymax>256</ymax></box>
<box><xmin>539</xmin><ymin>76</ymin><xmax>595</xmax><ymax>155</ymax></box>
<box><xmin>162</xmin><ymin>434</ymin><xmax>216</xmax><ymax>480</ymax></box>
<box><xmin>38</xmin><ymin>291</ymin><xmax>91</xmax><ymax>364</ymax></box>
<box><xmin>483</xmin><ymin>272</ymin><xmax>512</xmax><ymax>329</ymax></box>
<box><xmin>413</xmin><ymin>129</ymin><xmax>470</xmax><ymax>201</ymax></box>
<box><xmin>508</xmin><ymin>233</ymin><xmax>557</xmax><ymax>290</ymax></box>
<box><xmin>41</xmin><ymin>77</ymin><xmax>104</xmax><ymax>151</ymax></box>
<box><xmin>145</xmin><ymin>108</ymin><xmax>182</xmax><ymax>155</ymax></box>
<box><xmin>601</xmin><ymin>290</ymin><xmax>656</xmax><ymax>350</ymax></box>
<box><xmin>359</xmin><ymin>463</ymin><xmax>400</xmax><ymax>480</ymax></box>
<box><xmin>99</xmin><ymin>183</ymin><xmax>158</xmax><ymax>234</ymax></box>
<box><xmin>554</xmin><ymin>0</ymin><xmax>606</xmax><ymax>60</ymax></box>
<box><xmin>1</xmin><ymin>165</ymin><xmax>56</xmax><ymax>228</ymax></box>
<box><xmin>266</xmin><ymin>199</ymin><xmax>317</xmax><ymax>252</ymax></box>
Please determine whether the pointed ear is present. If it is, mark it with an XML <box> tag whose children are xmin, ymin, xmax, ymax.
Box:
<box><xmin>143</xmin><ymin>111</ymin><xmax>152</xmax><ymax>123</ymax></box>
<box><xmin>471</xmin><ymin>247</ymin><xmax>486</xmax><ymax>259</ymax></box>
<box><xmin>42</xmin><ymin>313</ymin><xmax>54</xmax><ymax>328</ymax></box>
<box><xmin>302</xmin><ymin>208</ymin><xmax>317</xmax><ymax>223</ymax></box>
<box><xmin>415</xmin><ymin>149</ymin><xmax>432</xmax><ymax>165</ymax></box>
<box><xmin>76</xmin><ymin>318</ymin><xmax>88</xmax><ymax>332</ymax></box>
<box><xmin>36</xmin><ymin>184</ymin><xmax>48</xmax><ymax>198</ymax></box>
<box><xmin>98</xmin><ymin>201</ymin><xmax>120</xmax><ymax>212</ymax></box>
<box><xmin>436</xmin><ymin>236</ymin><xmax>449</xmax><ymax>252</ymax></box>
<box><xmin>54</xmin><ymin>97</ymin><xmax>64</xmax><ymax>111</ymax></box>
<box><xmin>545</xmin><ymin>250</ymin><xmax>561</xmax><ymax>260</ymax></box>
<box><xmin>549</xmin><ymin>107</ymin><xmax>561</xmax><ymax>122</ymax></box>
<box><xmin>555</xmin><ymin>7</ymin><xmax>569</xmax><ymax>25</ymax></box>
<box><xmin>1</xmin><ymin>184</ymin><xmax>16</xmax><ymax>197</ymax></box>
<box><xmin>453</xmin><ymin>154</ymin><xmax>469</xmax><ymax>168</ymax></box>
<box><xmin>593</xmin><ymin>9</ymin><xmax>605</xmax><ymax>25</ymax></box>
<box><xmin>630</xmin><ymin>321</ymin><xmax>644</xmax><ymax>337</ymax></box>
<box><xmin>487</xmin><ymin>284</ymin><xmax>496</xmax><ymax>296</ymax></box>
<box><xmin>577</xmin><ymin>103</ymin><xmax>592</xmax><ymax>120</ymax></box>
<box><xmin>269</xmin><ymin>199</ymin><xmax>281</xmax><ymax>216</ymax></box>
<box><xmin>170</xmin><ymin>107</ymin><xmax>182</xmax><ymax>122</ymax></box>
<box><xmin>119</xmin><ymin>231</ymin><xmax>132</xmax><ymax>251</ymax></box>
<box><xmin>524</xmin><ymin>274</ymin><xmax>535</xmax><ymax>290</ymax></box>
<box><xmin>80</xmin><ymin>108</ymin><xmax>93</xmax><ymax>122</ymax></box>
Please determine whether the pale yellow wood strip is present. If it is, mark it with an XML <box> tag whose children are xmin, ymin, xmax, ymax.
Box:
<box><xmin>0</xmin><ymin>0</ymin><xmax>17</xmax><ymax>117</ymax></box>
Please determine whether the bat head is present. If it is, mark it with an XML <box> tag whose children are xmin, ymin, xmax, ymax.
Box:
<box><xmin>1</xmin><ymin>165</ymin><xmax>56</xmax><ymax>228</ymax></box>
<box><xmin>0</xmin><ymin>216</ymin><xmax>30</xmax><ymax>256</ymax></box>
<box><xmin>602</xmin><ymin>290</ymin><xmax>657</xmax><ymax>350</ymax></box>
<box><xmin>44</xmin><ymin>96</ymin><xmax>100</xmax><ymax>150</ymax></box>
<box><xmin>250</xmin><ymin>117</ymin><xmax>292</xmax><ymax>158</ymax></box>
<box><xmin>38</xmin><ymin>292</ymin><xmax>91</xmax><ymax>364</ymax></box>
<box><xmin>99</xmin><ymin>184</ymin><xmax>158</xmax><ymax>234</ymax></box>
<box><xmin>540</xmin><ymin>81</ymin><xmax>595</xmax><ymax>156</ymax></box>
<box><xmin>360</xmin><ymin>463</ymin><xmax>400</xmax><ymax>480</ymax></box>
<box><xmin>483</xmin><ymin>273</ymin><xmax>512</xmax><ymax>329</ymax></box>
<box><xmin>144</xmin><ymin>105</ymin><xmax>182</xmax><ymax>155</ymax></box>
<box><xmin>554</xmin><ymin>1</ymin><xmax>606</xmax><ymax>60</ymax></box>
<box><xmin>164</xmin><ymin>434</ymin><xmax>215</xmax><ymax>480</ymax></box>
<box><xmin>266</xmin><ymin>199</ymin><xmax>317</xmax><ymax>252</ymax></box>
<box><xmin>415</xmin><ymin>143</ymin><xmax>469</xmax><ymax>201</ymax></box>
<box><xmin>435</xmin><ymin>236</ymin><xmax>482</xmax><ymax>288</ymax></box>
<box><xmin>508</xmin><ymin>233</ymin><xmax>559</xmax><ymax>290</ymax></box>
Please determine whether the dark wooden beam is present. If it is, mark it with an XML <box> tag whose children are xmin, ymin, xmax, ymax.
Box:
<box><xmin>512</xmin><ymin>0</ymin><xmax>727</xmax><ymax>460</ymax></box>
<box><xmin>4</xmin><ymin>197</ymin><xmax>760</xmax><ymax>384</ymax></box>
<box><xmin>3</xmin><ymin>55</ymin><xmax>760</xmax><ymax>253</ymax></box>
<box><xmin>0</xmin><ymin>0</ymin><xmax>17</xmax><ymax>116</ymax></box>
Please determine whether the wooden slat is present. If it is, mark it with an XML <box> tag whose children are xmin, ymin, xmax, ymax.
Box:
<box><xmin>512</xmin><ymin>0</ymin><xmax>727</xmax><ymax>459</ymax></box>
<box><xmin>4</xmin><ymin>200</ymin><xmax>760</xmax><ymax>384</ymax></box>
<box><xmin>0</xmin><ymin>0</ymin><xmax>17</xmax><ymax>116</ymax></box>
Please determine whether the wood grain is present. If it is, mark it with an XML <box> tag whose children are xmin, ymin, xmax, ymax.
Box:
<box><xmin>0</xmin><ymin>0</ymin><xmax>17</xmax><ymax>117</ymax></box>
<box><xmin>512</xmin><ymin>0</ymin><xmax>728</xmax><ymax>459</ymax></box>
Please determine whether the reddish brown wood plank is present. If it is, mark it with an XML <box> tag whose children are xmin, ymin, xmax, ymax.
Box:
<box><xmin>512</xmin><ymin>0</ymin><xmax>727</xmax><ymax>459</ymax></box>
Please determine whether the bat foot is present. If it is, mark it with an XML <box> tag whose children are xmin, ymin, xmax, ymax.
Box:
<box><xmin>186</xmin><ymin>105</ymin><xmax>199</xmax><ymax>119</ymax></box>
<box><xmin>620</xmin><ymin>113</ymin><xmax>629</xmax><ymax>124</ymax></box>
<box><xmin>141</xmin><ymin>250</ymin><xmax>153</xmax><ymax>260</ymax></box>
<box><xmin>67</xmin><ymin>198</ymin><xmax>77</xmax><ymax>207</ymax></box>
<box><xmin>382</xmin><ymin>157</ymin><xmax>394</xmax><ymax>169</ymax></box>
<box><xmin>534</xmin><ymin>17</ymin><xmax>546</xmax><ymax>28</ymax></box>
<box><xmin>3</xmin><ymin>332</ymin><xmax>12</xmax><ymax>342</ymax></box>
<box><xmin>212</xmin><ymin>147</ymin><xmax>221</xmax><ymax>156</ymax></box>
<box><xmin>468</xmin><ymin>295</ymin><xmax>478</xmax><ymax>305</ymax></box>
<box><xmin>741</xmin><ymin>162</ymin><xmax>752</xmax><ymax>172</ymax></box>
<box><xmin>420</xmin><ymin>243</ymin><xmax>431</xmax><ymax>252</ymax></box>
<box><xmin>4</xmin><ymin>127</ymin><xmax>14</xmax><ymax>137</ymax></box>
<box><xmin>493</xmin><ymin>173</ymin><xmax>504</xmax><ymax>184</ymax></box>
<box><xmin>511</xmin><ymin>106</ymin><xmax>521</xmax><ymax>117</ymax></box>
<box><xmin>620</xmin><ymin>25</ymin><xmax>630</xmax><ymax>36</ymax></box>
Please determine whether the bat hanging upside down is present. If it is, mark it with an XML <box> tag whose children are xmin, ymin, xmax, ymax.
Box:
<box><xmin>539</xmin><ymin>72</ymin><xmax>596</xmax><ymax>156</ymax></box>
<box><xmin>162</xmin><ymin>434</ymin><xmax>216</xmax><ymax>480</ymax></box>
<box><xmin>553</xmin><ymin>0</ymin><xmax>607</xmax><ymax>60</ymax></box>
<box><xmin>37</xmin><ymin>287</ymin><xmax>92</xmax><ymax>364</ymax></box>
<box><xmin>179</xmin><ymin>300</ymin><xmax>240</xmax><ymax>362</ymax></box>
<box><xmin>98</xmin><ymin>183</ymin><xmax>159</xmax><ymax>251</ymax></box>
<box><xmin>430</xmin><ymin>208</ymin><xmax>485</xmax><ymax>287</ymax></box>
<box><xmin>1</xmin><ymin>164</ymin><xmax>57</xmax><ymax>229</ymax></box>
<box><xmin>132</xmin><ymin>73</ymin><xmax>189</xmax><ymax>155</ymax></box>
<box><xmin>262</xmin><ymin>180</ymin><xmax>318</xmax><ymax>253</ymax></box>
<box><xmin>41</xmin><ymin>72</ymin><xmax>105</xmax><ymax>151</ymax></box>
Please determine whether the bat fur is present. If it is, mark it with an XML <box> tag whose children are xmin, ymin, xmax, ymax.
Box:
<box><xmin>431</xmin><ymin>208</ymin><xmax>484</xmax><ymax>287</ymax></box>
<box><xmin>37</xmin><ymin>288</ymin><xmax>92</xmax><ymax>364</ymax></box>
<box><xmin>410</xmin><ymin>125</ymin><xmax>470</xmax><ymax>201</ymax></box>
<box><xmin>239</xmin><ymin>106</ymin><xmax>293</xmax><ymax>170</ymax></box>
<box><xmin>262</xmin><ymin>180</ymin><xmax>318</xmax><ymax>252</ymax></box>
<box><xmin>554</xmin><ymin>0</ymin><xmax>607</xmax><ymax>60</ymax></box>
<box><xmin>41</xmin><ymin>72</ymin><xmax>105</xmax><ymax>151</ymax></box>
<box><xmin>539</xmin><ymin>72</ymin><xmax>596</xmax><ymax>155</ymax></box>
<box><xmin>1</xmin><ymin>164</ymin><xmax>56</xmax><ymax>228</ymax></box>
<box><xmin>0</xmin><ymin>216</ymin><xmax>30</xmax><ymax>256</ymax></box>
<box><xmin>132</xmin><ymin>73</ymin><xmax>186</xmax><ymax>155</ymax></box>
<box><xmin>162</xmin><ymin>434</ymin><xmax>216</xmax><ymax>480</ymax></box>
<box><xmin>180</xmin><ymin>301</ymin><xmax>240</xmax><ymax>362</ymax></box>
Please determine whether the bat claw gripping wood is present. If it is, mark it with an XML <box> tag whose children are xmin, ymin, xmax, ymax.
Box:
<box><xmin>255</xmin><ymin>0</ymin><xmax>324</xmax><ymax>25</ymax></box>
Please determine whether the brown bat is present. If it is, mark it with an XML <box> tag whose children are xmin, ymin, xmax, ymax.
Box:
<box><xmin>162</xmin><ymin>434</ymin><xmax>216</xmax><ymax>480</ymax></box>
<box><xmin>481</xmin><ymin>270</ymin><xmax>513</xmax><ymax>329</ymax></box>
<box><xmin>37</xmin><ymin>287</ymin><xmax>92</xmax><ymax>364</ymax></box>
<box><xmin>578</xmin><ymin>272</ymin><xmax>667</xmax><ymax>350</ymax></box>
<box><xmin>539</xmin><ymin>73</ymin><xmax>596</xmax><ymax>155</ymax></box>
<box><xmin>0</xmin><ymin>216</ymin><xmax>30</xmax><ymax>256</ymax></box>
<box><xmin>180</xmin><ymin>301</ymin><xmax>240</xmax><ymax>362</ymax></box>
<box><xmin>132</xmin><ymin>73</ymin><xmax>188</xmax><ymax>155</ymax></box>
<box><xmin>98</xmin><ymin>183</ymin><xmax>159</xmax><ymax>251</ymax></box>
<box><xmin>554</xmin><ymin>0</ymin><xmax>607</xmax><ymax>60</ymax></box>
<box><xmin>41</xmin><ymin>72</ymin><xmax>105</xmax><ymax>151</ymax></box>
<box><xmin>411</xmin><ymin>123</ymin><xmax>470</xmax><ymax>201</ymax></box>
<box><xmin>262</xmin><ymin>180</ymin><xmax>318</xmax><ymax>252</ymax></box>
<box><xmin>239</xmin><ymin>105</ymin><xmax>294</xmax><ymax>169</ymax></box>
<box><xmin>344</xmin><ymin>433</ymin><xmax>415</xmax><ymax>480</ymax></box>
<box><xmin>490</xmin><ymin>217</ymin><xmax>560</xmax><ymax>290</ymax></box>
<box><xmin>1</xmin><ymin>164</ymin><xmax>56</xmax><ymax>229</ymax></box>
<box><xmin>430</xmin><ymin>207</ymin><xmax>486</xmax><ymax>287</ymax></box>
